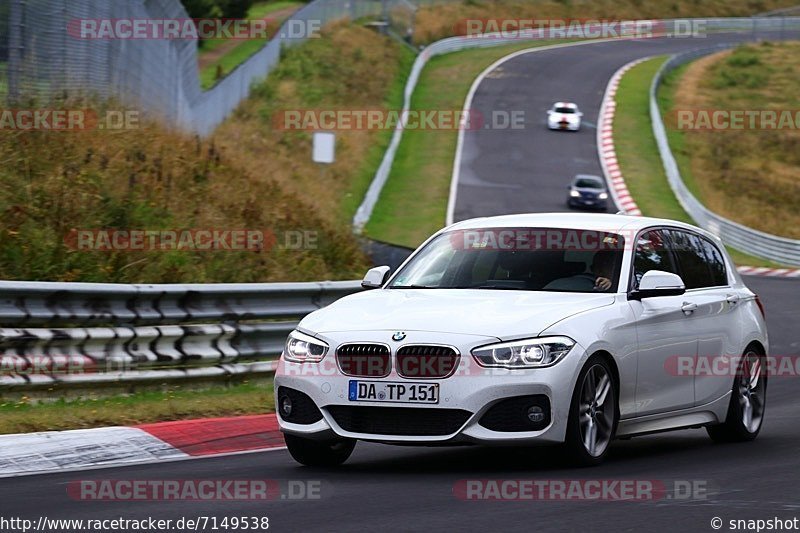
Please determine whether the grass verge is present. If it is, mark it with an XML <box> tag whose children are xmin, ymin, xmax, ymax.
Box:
<box><xmin>0</xmin><ymin>381</ymin><xmax>274</xmax><ymax>435</ymax></box>
<box><xmin>663</xmin><ymin>42</ymin><xmax>800</xmax><ymax>240</ymax></box>
<box><xmin>364</xmin><ymin>39</ymin><xmax>577</xmax><ymax>248</ymax></box>
<box><xmin>216</xmin><ymin>23</ymin><xmax>414</xmax><ymax>229</ymax></box>
<box><xmin>614</xmin><ymin>55</ymin><xmax>791</xmax><ymax>268</ymax></box>
<box><xmin>342</xmin><ymin>46</ymin><xmax>416</xmax><ymax>221</ymax></box>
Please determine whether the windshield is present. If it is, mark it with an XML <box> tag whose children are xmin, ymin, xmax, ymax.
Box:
<box><xmin>555</xmin><ymin>106</ymin><xmax>576</xmax><ymax>114</ymax></box>
<box><xmin>389</xmin><ymin>228</ymin><xmax>625</xmax><ymax>293</ymax></box>
<box><xmin>574</xmin><ymin>178</ymin><xmax>604</xmax><ymax>189</ymax></box>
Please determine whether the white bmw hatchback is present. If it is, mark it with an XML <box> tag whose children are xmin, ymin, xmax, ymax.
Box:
<box><xmin>275</xmin><ymin>214</ymin><xmax>768</xmax><ymax>466</ymax></box>
<box><xmin>547</xmin><ymin>102</ymin><xmax>583</xmax><ymax>131</ymax></box>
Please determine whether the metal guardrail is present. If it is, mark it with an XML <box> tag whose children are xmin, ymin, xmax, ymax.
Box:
<box><xmin>759</xmin><ymin>5</ymin><xmax>800</xmax><ymax>16</ymax></box>
<box><xmin>650</xmin><ymin>46</ymin><xmax>800</xmax><ymax>266</ymax></box>
<box><xmin>0</xmin><ymin>280</ymin><xmax>362</xmax><ymax>391</ymax></box>
<box><xmin>353</xmin><ymin>16</ymin><xmax>800</xmax><ymax>231</ymax></box>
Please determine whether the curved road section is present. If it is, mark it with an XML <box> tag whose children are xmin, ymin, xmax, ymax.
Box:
<box><xmin>2</xmin><ymin>32</ymin><xmax>800</xmax><ymax>533</ymax></box>
<box><xmin>452</xmin><ymin>33</ymin><xmax>767</xmax><ymax>220</ymax></box>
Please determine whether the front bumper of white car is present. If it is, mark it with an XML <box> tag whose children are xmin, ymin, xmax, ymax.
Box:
<box><xmin>548</xmin><ymin>117</ymin><xmax>580</xmax><ymax>131</ymax></box>
<box><xmin>273</xmin><ymin>330</ymin><xmax>587</xmax><ymax>445</ymax></box>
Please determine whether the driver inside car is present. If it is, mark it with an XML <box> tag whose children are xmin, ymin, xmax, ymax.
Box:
<box><xmin>543</xmin><ymin>250</ymin><xmax>616</xmax><ymax>292</ymax></box>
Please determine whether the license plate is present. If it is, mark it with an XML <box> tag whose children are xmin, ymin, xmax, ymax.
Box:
<box><xmin>348</xmin><ymin>380</ymin><xmax>439</xmax><ymax>404</ymax></box>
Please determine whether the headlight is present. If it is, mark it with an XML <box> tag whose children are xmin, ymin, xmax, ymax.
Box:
<box><xmin>472</xmin><ymin>336</ymin><xmax>575</xmax><ymax>368</ymax></box>
<box><xmin>598</xmin><ymin>192</ymin><xmax>609</xmax><ymax>200</ymax></box>
<box><xmin>283</xmin><ymin>330</ymin><xmax>328</xmax><ymax>363</ymax></box>
<box><xmin>570</xmin><ymin>190</ymin><xmax>581</xmax><ymax>198</ymax></box>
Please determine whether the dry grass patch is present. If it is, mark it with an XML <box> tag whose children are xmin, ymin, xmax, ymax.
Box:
<box><xmin>0</xmin><ymin>108</ymin><xmax>367</xmax><ymax>283</ymax></box>
<box><xmin>0</xmin><ymin>24</ymin><xmax>412</xmax><ymax>283</ymax></box>
<box><xmin>614</xmin><ymin>56</ymin><xmax>788</xmax><ymax>268</ymax></box>
<box><xmin>668</xmin><ymin>41</ymin><xmax>800</xmax><ymax>239</ymax></box>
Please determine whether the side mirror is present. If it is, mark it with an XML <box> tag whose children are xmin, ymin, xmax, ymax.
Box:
<box><xmin>576</xmin><ymin>111</ymin><xmax>583</xmax><ymax>117</ymax></box>
<box><xmin>629</xmin><ymin>270</ymin><xmax>686</xmax><ymax>300</ymax></box>
<box><xmin>547</xmin><ymin>110</ymin><xmax>554</xmax><ymax>115</ymax></box>
<box><xmin>361</xmin><ymin>266</ymin><xmax>391</xmax><ymax>289</ymax></box>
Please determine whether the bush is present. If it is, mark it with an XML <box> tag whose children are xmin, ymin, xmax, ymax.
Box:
<box><xmin>725</xmin><ymin>49</ymin><xmax>761</xmax><ymax>68</ymax></box>
<box><xmin>181</xmin><ymin>0</ymin><xmax>256</xmax><ymax>20</ymax></box>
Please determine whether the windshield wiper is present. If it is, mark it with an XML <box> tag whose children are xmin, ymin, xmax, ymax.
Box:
<box><xmin>443</xmin><ymin>284</ymin><xmax>527</xmax><ymax>290</ymax></box>
<box><xmin>389</xmin><ymin>284</ymin><xmax>437</xmax><ymax>289</ymax></box>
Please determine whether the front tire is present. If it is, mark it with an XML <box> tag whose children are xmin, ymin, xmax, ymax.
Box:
<box><xmin>284</xmin><ymin>434</ymin><xmax>356</xmax><ymax>467</ymax></box>
<box><xmin>564</xmin><ymin>356</ymin><xmax>618</xmax><ymax>466</ymax></box>
<box><xmin>707</xmin><ymin>348</ymin><xmax>767</xmax><ymax>443</ymax></box>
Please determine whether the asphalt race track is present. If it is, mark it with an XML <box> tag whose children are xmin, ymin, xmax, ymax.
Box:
<box><xmin>2</xmin><ymin>34</ymin><xmax>800</xmax><ymax>533</ymax></box>
<box><xmin>1</xmin><ymin>280</ymin><xmax>796</xmax><ymax>533</ymax></box>
<box><xmin>453</xmin><ymin>33</ymin><xmax>773</xmax><ymax>220</ymax></box>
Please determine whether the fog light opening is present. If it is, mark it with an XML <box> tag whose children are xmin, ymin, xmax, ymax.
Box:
<box><xmin>280</xmin><ymin>395</ymin><xmax>293</xmax><ymax>418</ymax></box>
<box><xmin>527</xmin><ymin>405</ymin><xmax>545</xmax><ymax>423</ymax></box>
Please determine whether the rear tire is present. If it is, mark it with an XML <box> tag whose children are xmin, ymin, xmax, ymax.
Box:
<box><xmin>707</xmin><ymin>348</ymin><xmax>767</xmax><ymax>443</ymax></box>
<box><xmin>284</xmin><ymin>434</ymin><xmax>356</xmax><ymax>467</ymax></box>
<box><xmin>563</xmin><ymin>356</ymin><xmax>618</xmax><ymax>466</ymax></box>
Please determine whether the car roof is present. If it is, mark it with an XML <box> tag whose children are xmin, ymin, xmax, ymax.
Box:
<box><xmin>553</xmin><ymin>102</ymin><xmax>577</xmax><ymax>108</ymax></box>
<box><xmin>446</xmin><ymin>212</ymin><xmax>713</xmax><ymax>238</ymax></box>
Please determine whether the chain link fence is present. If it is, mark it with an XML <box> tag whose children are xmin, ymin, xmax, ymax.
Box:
<box><xmin>0</xmin><ymin>0</ymin><xmax>416</xmax><ymax>135</ymax></box>
<box><xmin>0</xmin><ymin>2</ymin><xmax>7</xmax><ymax>99</ymax></box>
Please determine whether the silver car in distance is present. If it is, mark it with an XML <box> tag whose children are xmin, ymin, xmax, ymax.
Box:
<box><xmin>275</xmin><ymin>213</ymin><xmax>768</xmax><ymax>466</ymax></box>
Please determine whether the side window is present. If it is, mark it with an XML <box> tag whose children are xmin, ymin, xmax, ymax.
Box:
<box><xmin>633</xmin><ymin>230</ymin><xmax>678</xmax><ymax>288</ymax></box>
<box><xmin>667</xmin><ymin>230</ymin><xmax>714</xmax><ymax>289</ymax></box>
<box><xmin>700</xmin><ymin>237</ymin><xmax>728</xmax><ymax>286</ymax></box>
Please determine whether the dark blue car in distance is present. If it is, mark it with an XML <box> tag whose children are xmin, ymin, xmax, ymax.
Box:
<box><xmin>567</xmin><ymin>174</ymin><xmax>609</xmax><ymax>210</ymax></box>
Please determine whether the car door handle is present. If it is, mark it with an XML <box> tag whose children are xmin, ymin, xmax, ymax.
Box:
<box><xmin>681</xmin><ymin>302</ymin><xmax>698</xmax><ymax>314</ymax></box>
<box><xmin>726</xmin><ymin>294</ymin><xmax>740</xmax><ymax>305</ymax></box>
